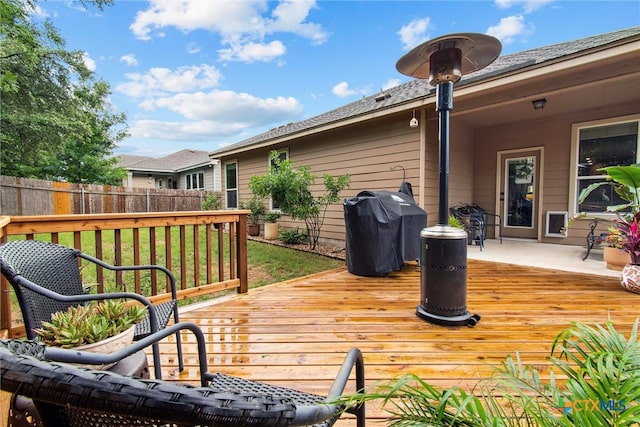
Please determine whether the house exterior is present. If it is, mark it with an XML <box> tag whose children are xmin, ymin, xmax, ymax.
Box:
<box><xmin>210</xmin><ymin>27</ymin><xmax>640</xmax><ymax>248</ymax></box>
<box><xmin>117</xmin><ymin>149</ymin><xmax>221</xmax><ymax>192</ymax></box>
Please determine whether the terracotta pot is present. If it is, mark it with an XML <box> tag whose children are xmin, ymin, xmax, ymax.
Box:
<box><xmin>73</xmin><ymin>325</ymin><xmax>136</xmax><ymax>369</ymax></box>
<box><xmin>603</xmin><ymin>246</ymin><xmax>631</xmax><ymax>271</ymax></box>
<box><xmin>264</xmin><ymin>222</ymin><xmax>279</xmax><ymax>240</ymax></box>
<box><xmin>620</xmin><ymin>263</ymin><xmax>640</xmax><ymax>294</ymax></box>
<box><xmin>247</xmin><ymin>224</ymin><xmax>260</xmax><ymax>236</ymax></box>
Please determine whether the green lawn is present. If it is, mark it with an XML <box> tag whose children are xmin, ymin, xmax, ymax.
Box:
<box><xmin>247</xmin><ymin>239</ymin><xmax>345</xmax><ymax>287</ymax></box>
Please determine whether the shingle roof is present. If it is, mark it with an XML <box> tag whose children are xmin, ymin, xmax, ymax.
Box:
<box><xmin>116</xmin><ymin>149</ymin><xmax>212</xmax><ymax>172</ymax></box>
<box><xmin>211</xmin><ymin>26</ymin><xmax>639</xmax><ymax>157</ymax></box>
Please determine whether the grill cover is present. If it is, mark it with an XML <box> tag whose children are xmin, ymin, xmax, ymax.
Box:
<box><xmin>343</xmin><ymin>190</ymin><xmax>427</xmax><ymax>276</ymax></box>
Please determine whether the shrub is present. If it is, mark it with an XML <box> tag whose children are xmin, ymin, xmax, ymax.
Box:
<box><xmin>249</xmin><ymin>151</ymin><xmax>350</xmax><ymax>250</ymax></box>
<box><xmin>279</xmin><ymin>227</ymin><xmax>308</xmax><ymax>245</ymax></box>
<box><xmin>202</xmin><ymin>193</ymin><xmax>221</xmax><ymax>210</ymax></box>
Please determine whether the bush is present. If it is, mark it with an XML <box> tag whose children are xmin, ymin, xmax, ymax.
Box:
<box><xmin>279</xmin><ymin>228</ymin><xmax>308</xmax><ymax>245</ymax></box>
<box><xmin>202</xmin><ymin>193</ymin><xmax>221</xmax><ymax>210</ymax></box>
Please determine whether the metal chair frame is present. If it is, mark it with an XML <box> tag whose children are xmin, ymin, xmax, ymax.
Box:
<box><xmin>450</xmin><ymin>203</ymin><xmax>503</xmax><ymax>251</ymax></box>
<box><xmin>0</xmin><ymin>239</ymin><xmax>183</xmax><ymax>379</ymax></box>
<box><xmin>0</xmin><ymin>322</ymin><xmax>365</xmax><ymax>427</ymax></box>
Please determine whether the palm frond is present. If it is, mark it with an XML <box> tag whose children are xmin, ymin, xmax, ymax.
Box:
<box><xmin>338</xmin><ymin>320</ymin><xmax>639</xmax><ymax>426</ymax></box>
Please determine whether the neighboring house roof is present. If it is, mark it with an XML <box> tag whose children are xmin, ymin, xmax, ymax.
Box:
<box><xmin>211</xmin><ymin>26</ymin><xmax>639</xmax><ymax>157</ymax></box>
<box><xmin>117</xmin><ymin>149</ymin><xmax>216</xmax><ymax>173</ymax></box>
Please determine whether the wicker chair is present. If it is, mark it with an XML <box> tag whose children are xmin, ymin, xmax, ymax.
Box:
<box><xmin>0</xmin><ymin>239</ymin><xmax>183</xmax><ymax>379</ymax></box>
<box><xmin>0</xmin><ymin>323</ymin><xmax>365</xmax><ymax>427</ymax></box>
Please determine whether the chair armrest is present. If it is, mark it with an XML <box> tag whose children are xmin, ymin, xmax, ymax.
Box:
<box><xmin>78</xmin><ymin>252</ymin><xmax>178</xmax><ymax>299</ymax></box>
<box><xmin>0</xmin><ymin>338</ymin><xmax>295</xmax><ymax>427</ymax></box>
<box><xmin>45</xmin><ymin>322</ymin><xmax>210</xmax><ymax>385</ymax></box>
<box><xmin>291</xmin><ymin>348</ymin><xmax>365</xmax><ymax>426</ymax></box>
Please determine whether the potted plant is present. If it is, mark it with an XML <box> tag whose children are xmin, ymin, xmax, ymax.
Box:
<box><xmin>33</xmin><ymin>300</ymin><xmax>147</xmax><ymax>365</ymax></box>
<box><xmin>578</xmin><ymin>164</ymin><xmax>640</xmax><ymax>292</ymax></box>
<box><xmin>602</xmin><ymin>226</ymin><xmax>631</xmax><ymax>270</ymax></box>
<box><xmin>263</xmin><ymin>212</ymin><xmax>281</xmax><ymax>240</ymax></box>
<box><xmin>240</xmin><ymin>197</ymin><xmax>266</xmax><ymax>236</ymax></box>
<box><xmin>615</xmin><ymin>212</ymin><xmax>640</xmax><ymax>293</ymax></box>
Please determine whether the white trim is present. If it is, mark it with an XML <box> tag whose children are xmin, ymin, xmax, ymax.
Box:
<box><xmin>545</xmin><ymin>211</ymin><xmax>568</xmax><ymax>238</ymax></box>
<box><xmin>568</xmin><ymin>113</ymin><xmax>640</xmax><ymax>218</ymax></box>
<box><xmin>496</xmin><ymin>147</ymin><xmax>545</xmax><ymax>241</ymax></box>
<box><xmin>224</xmin><ymin>160</ymin><xmax>238</xmax><ymax>209</ymax></box>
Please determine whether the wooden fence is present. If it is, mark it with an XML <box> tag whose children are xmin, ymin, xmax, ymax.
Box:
<box><xmin>0</xmin><ymin>176</ymin><xmax>220</xmax><ymax>216</ymax></box>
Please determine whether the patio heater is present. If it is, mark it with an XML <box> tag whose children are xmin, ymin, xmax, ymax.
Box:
<box><xmin>396</xmin><ymin>33</ymin><xmax>501</xmax><ymax>327</ymax></box>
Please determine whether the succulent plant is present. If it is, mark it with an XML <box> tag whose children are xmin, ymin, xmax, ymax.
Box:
<box><xmin>33</xmin><ymin>300</ymin><xmax>147</xmax><ymax>348</ymax></box>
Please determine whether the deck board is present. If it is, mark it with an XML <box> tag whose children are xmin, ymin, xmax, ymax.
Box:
<box><xmin>149</xmin><ymin>260</ymin><xmax>639</xmax><ymax>425</ymax></box>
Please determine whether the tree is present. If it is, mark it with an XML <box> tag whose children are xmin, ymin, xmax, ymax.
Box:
<box><xmin>0</xmin><ymin>0</ymin><xmax>126</xmax><ymax>184</ymax></box>
<box><xmin>249</xmin><ymin>151</ymin><xmax>350</xmax><ymax>250</ymax></box>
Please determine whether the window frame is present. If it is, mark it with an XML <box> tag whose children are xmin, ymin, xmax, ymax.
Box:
<box><xmin>225</xmin><ymin>160</ymin><xmax>238</xmax><ymax>209</ymax></box>
<box><xmin>569</xmin><ymin>114</ymin><xmax>640</xmax><ymax>217</ymax></box>
<box><xmin>186</xmin><ymin>171</ymin><xmax>205</xmax><ymax>190</ymax></box>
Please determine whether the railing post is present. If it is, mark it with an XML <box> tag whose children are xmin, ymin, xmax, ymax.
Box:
<box><xmin>237</xmin><ymin>213</ymin><xmax>248</xmax><ymax>293</ymax></box>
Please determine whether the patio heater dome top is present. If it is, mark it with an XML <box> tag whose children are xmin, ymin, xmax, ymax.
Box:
<box><xmin>396</xmin><ymin>33</ymin><xmax>501</xmax><ymax>85</ymax></box>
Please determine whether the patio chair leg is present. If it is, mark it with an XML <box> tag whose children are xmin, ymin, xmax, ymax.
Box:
<box><xmin>174</xmin><ymin>309</ymin><xmax>184</xmax><ymax>372</ymax></box>
<box><xmin>151</xmin><ymin>342</ymin><xmax>162</xmax><ymax>379</ymax></box>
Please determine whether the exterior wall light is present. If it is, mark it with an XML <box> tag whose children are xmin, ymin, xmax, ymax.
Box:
<box><xmin>409</xmin><ymin>110</ymin><xmax>419</xmax><ymax>128</ymax></box>
<box><xmin>532</xmin><ymin>98</ymin><xmax>547</xmax><ymax>110</ymax></box>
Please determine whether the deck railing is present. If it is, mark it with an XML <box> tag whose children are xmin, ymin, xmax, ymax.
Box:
<box><xmin>0</xmin><ymin>211</ymin><xmax>248</xmax><ymax>338</ymax></box>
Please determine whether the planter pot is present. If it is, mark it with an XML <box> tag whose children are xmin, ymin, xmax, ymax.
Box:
<box><xmin>620</xmin><ymin>263</ymin><xmax>640</xmax><ymax>294</ymax></box>
<box><xmin>264</xmin><ymin>223</ymin><xmax>279</xmax><ymax>240</ymax></box>
<box><xmin>73</xmin><ymin>325</ymin><xmax>136</xmax><ymax>369</ymax></box>
<box><xmin>248</xmin><ymin>224</ymin><xmax>260</xmax><ymax>236</ymax></box>
<box><xmin>603</xmin><ymin>246</ymin><xmax>631</xmax><ymax>271</ymax></box>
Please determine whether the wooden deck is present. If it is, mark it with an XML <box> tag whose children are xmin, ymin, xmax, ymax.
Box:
<box><xmin>150</xmin><ymin>260</ymin><xmax>639</xmax><ymax>425</ymax></box>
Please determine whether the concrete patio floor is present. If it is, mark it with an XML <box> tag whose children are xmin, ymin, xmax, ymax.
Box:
<box><xmin>467</xmin><ymin>238</ymin><xmax>620</xmax><ymax>278</ymax></box>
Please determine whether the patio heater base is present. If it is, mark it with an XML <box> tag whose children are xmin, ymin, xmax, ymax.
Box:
<box><xmin>416</xmin><ymin>306</ymin><xmax>481</xmax><ymax>327</ymax></box>
<box><xmin>417</xmin><ymin>225</ymin><xmax>480</xmax><ymax>327</ymax></box>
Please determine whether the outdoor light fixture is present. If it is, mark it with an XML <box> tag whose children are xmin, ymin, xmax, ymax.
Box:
<box><xmin>396</xmin><ymin>33</ymin><xmax>501</xmax><ymax>327</ymax></box>
<box><xmin>409</xmin><ymin>110</ymin><xmax>419</xmax><ymax>128</ymax></box>
<box><xmin>532</xmin><ymin>98</ymin><xmax>547</xmax><ymax>110</ymax></box>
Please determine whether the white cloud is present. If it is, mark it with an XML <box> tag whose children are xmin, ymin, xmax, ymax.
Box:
<box><xmin>130</xmin><ymin>0</ymin><xmax>328</xmax><ymax>63</ymax></box>
<box><xmin>332</xmin><ymin>81</ymin><xmax>372</xmax><ymax>98</ymax></box>
<box><xmin>382</xmin><ymin>79</ymin><xmax>401</xmax><ymax>91</ymax></box>
<box><xmin>397</xmin><ymin>17</ymin><xmax>431</xmax><ymax>51</ymax></box>
<box><xmin>127</xmin><ymin>90</ymin><xmax>303</xmax><ymax>144</ymax></box>
<box><xmin>487</xmin><ymin>15</ymin><xmax>534</xmax><ymax>44</ymax></box>
<box><xmin>120</xmin><ymin>54</ymin><xmax>139</xmax><ymax>67</ymax></box>
<box><xmin>129</xmin><ymin>119</ymin><xmax>244</xmax><ymax>141</ymax></box>
<box><xmin>148</xmin><ymin>90</ymin><xmax>303</xmax><ymax>123</ymax></box>
<box><xmin>187</xmin><ymin>42</ymin><xmax>201</xmax><ymax>54</ymax></box>
<box><xmin>268</xmin><ymin>0</ymin><xmax>329</xmax><ymax>45</ymax></box>
<box><xmin>332</xmin><ymin>82</ymin><xmax>356</xmax><ymax>98</ymax></box>
<box><xmin>218</xmin><ymin>40</ymin><xmax>286</xmax><ymax>62</ymax></box>
<box><xmin>82</xmin><ymin>52</ymin><xmax>96</xmax><ymax>72</ymax></box>
<box><xmin>494</xmin><ymin>0</ymin><xmax>553</xmax><ymax>13</ymax></box>
<box><xmin>116</xmin><ymin>64</ymin><xmax>223</xmax><ymax>98</ymax></box>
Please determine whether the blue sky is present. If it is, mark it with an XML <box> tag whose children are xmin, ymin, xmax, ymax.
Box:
<box><xmin>37</xmin><ymin>0</ymin><xmax>639</xmax><ymax>157</ymax></box>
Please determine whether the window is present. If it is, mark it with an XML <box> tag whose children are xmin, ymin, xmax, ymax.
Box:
<box><xmin>270</xmin><ymin>150</ymin><xmax>288</xmax><ymax>210</ymax></box>
<box><xmin>186</xmin><ymin>171</ymin><xmax>205</xmax><ymax>190</ymax></box>
<box><xmin>575</xmin><ymin>119</ymin><xmax>639</xmax><ymax>213</ymax></box>
<box><xmin>225</xmin><ymin>161</ymin><xmax>238</xmax><ymax>209</ymax></box>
